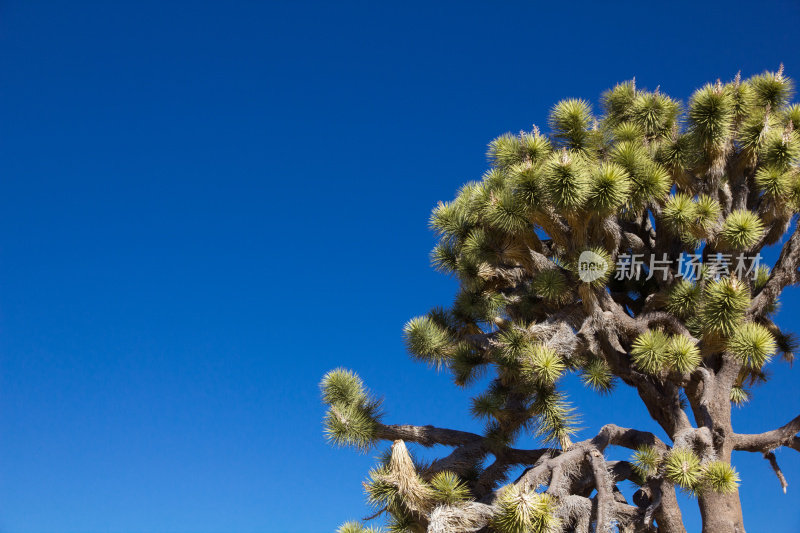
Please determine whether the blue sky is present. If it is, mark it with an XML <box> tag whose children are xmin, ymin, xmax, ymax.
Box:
<box><xmin>1</xmin><ymin>1</ymin><xmax>799</xmax><ymax>532</ymax></box>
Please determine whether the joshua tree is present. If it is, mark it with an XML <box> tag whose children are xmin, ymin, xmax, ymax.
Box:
<box><xmin>320</xmin><ymin>68</ymin><xmax>800</xmax><ymax>533</ymax></box>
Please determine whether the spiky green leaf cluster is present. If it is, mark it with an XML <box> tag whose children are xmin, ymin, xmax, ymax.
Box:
<box><xmin>720</xmin><ymin>210</ymin><xmax>764</xmax><ymax>250</ymax></box>
<box><xmin>631</xmin><ymin>445</ymin><xmax>662</xmax><ymax>480</ymax></box>
<box><xmin>530</xmin><ymin>269</ymin><xmax>569</xmax><ymax>304</ymax></box>
<box><xmin>580</xmin><ymin>358</ymin><xmax>614</xmax><ymax>393</ymax></box>
<box><xmin>403</xmin><ymin>316</ymin><xmax>453</xmax><ymax>369</ymax></box>
<box><xmin>337</xmin><ymin>521</ymin><xmax>383</xmax><ymax>533</ymax></box>
<box><xmin>631</xmin><ymin>330</ymin><xmax>669</xmax><ymax>375</ymax></box>
<box><xmin>666</xmin><ymin>335</ymin><xmax>702</xmax><ymax>373</ymax></box>
<box><xmin>701</xmin><ymin>461</ymin><xmax>741</xmax><ymax>494</ymax></box>
<box><xmin>698</xmin><ymin>277</ymin><xmax>750</xmax><ymax>337</ymax></box>
<box><xmin>727</xmin><ymin>322</ymin><xmax>777</xmax><ymax>369</ymax></box>
<box><xmin>667</xmin><ymin>280</ymin><xmax>701</xmax><ymax>317</ymax></box>
<box><xmin>491</xmin><ymin>486</ymin><xmax>559</xmax><ymax>533</ymax></box>
<box><xmin>530</xmin><ymin>389</ymin><xmax>578</xmax><ymax>449</ymax></box>
<box><xmin>520</xmin><ymin>344</ymin><xmax>566</xmax><ymax>386</ymax></box>
<box><xmin>664</xmin><ymin>448</ymin><xmax>703</xmax><ymax>490</ymax></box>
<box><xmin>429</xmin><ymin>471</ymin><xmax>472</xmax><ymax>505</ymax></box>
<box><xmin>321</xmin><ymin>369</ymin><xmax>383</xmax><ymax>451</ymax></box>
<box><xmin>587</xmin><ymin>162</ymin><xmax>631</xmax><ymax>213</ymax></box>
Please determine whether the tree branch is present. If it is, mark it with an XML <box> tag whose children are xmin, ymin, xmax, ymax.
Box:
<box><xmin>732</xmin><ymin>414</ymin><xmax>800</xmax><ymax>452</ymax></box>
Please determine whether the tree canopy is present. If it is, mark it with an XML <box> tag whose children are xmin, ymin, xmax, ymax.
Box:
<box><xmin>321</xmin><ymin>67</ymin><xmax>800</xmax><ymax>533</ymax></box>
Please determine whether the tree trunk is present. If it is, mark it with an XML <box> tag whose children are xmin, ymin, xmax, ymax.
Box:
<box><xmin>698</xmin><ymin>488</ymin><xmax>745</xmax><ymax>533</ymax></box>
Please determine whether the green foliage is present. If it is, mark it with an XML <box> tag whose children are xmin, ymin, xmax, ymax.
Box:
<box><xmin>667</xmin><ymin>279</ymin><xmax>702</xmax><ymax>318</ymax></box>
<box><xmin>491</xmin><ymin>486</ymin><xmax>559</xmax><ymax>533</ymax></box>
<box><xmin>730</xmin><ymin>385</ymin><xmax>750</xmax><ymax>405</ymax></box>
<box><xmin>530</xmin><ymin>389</ymin><xmax>578</xmax><ymax>448</ymax></box>
<box><xmin>698</xmin><ymin>277</ymin><xmax>750</xmax><ymax>337</ymax></box>
<box><xmin>488</xmin><ymin>133</ymin><xmax>526</xmax><ymax>169</ymax></box>
<box><xmin>750</xmin><ymin>68</ymin><xmax>794</xmax><ymax>108</ymax></box>
<box><xmin>656</xmin><ymin>133</ymin><xmax>697</xmax><ymax>178</ymax></box>
<box><xmin>728</xmin><ymin>322</ymin><xmax>777</xmax><ymax>369</ymax></box>
<box><xmin>571</xmin><ymin>246</ymin><xmax>612</xmax><ymax>288</ymax></box>
<box><xmin>430</xmin><ymin>471</ymin><xmax>472</xmax><ymax>504</ymax></box>
<box><xmin>580</xmin><ymin>358</ymin><xmax>614</xmax><ymax>393</ymax></box>
<box><xmin>484</xmin><ymin>189</ymin><xmax>531</xmax><ymax>234</ymax></box>
<box><xmin>403</xmin><ymin>316</ymin><xmax>453</xmax><ymax>368</ymax></box>
<box><xmin>601</xmin><ymin>80</ymin><xmax>637</xmax><ymax>126</ymax></box>
<box><xmin>631</xmin><ymin>445</ymin><xmax>662</xmax><ymax>480</ymax></box>
<box><xmin>549</xmin><ymin>99</ymin><xmax>595</xmax><ymax>151</ymax></box>
<box><xmin>664</xmin><ymin>448</ymin><xmax>703</xmax><ymax>491</ymax></box>
<box><xmin>754</xmin><ymin>166</ymin><xmax>791</xmax><ymax>198</ymax></box>
<box><xmin>631</xmin><ymin>330</ymin><xmax>669</xmax><ymax>374</ymax></box>
<box><xmin>694</xmin><ymin>194</ymin><xmax>722</xmax><ymax>231</ymax></box>
<box><xmin>587</xmin><ymin>162</ymin><xmax>631</xmax><ymax>213</ymax></box>
<box><xmin>450</xmin><ymin>342</ymin><xmax>485</xmax><ymax>387</ymax></box>
<box><xmin>322</xmin><ymin>368</ymin><xmax>368</xmax><ymax>406</ymax></box>
<box><xmin>720</xmin><ymin>209</ymin><xmax>764</xmax><ymax>250</ymax></box>
<box><xmin>337</xmin><ymin>521</ymin><xmax>383</xmax><ymax>533</ymax></box>
<box><xmin>542</xmin><ymin>150</ymin><xmax>590</xmax><ymax>210</ymax></box>
<box><xmin>470</xmin><ymin>390</ymin><xmax>505</xmax><ymax>420</ymax></box>
<box><xmin>760</xmin><ymin>129</ymin><xmax>800</xmax><ymax>170</ymax></box>
<box><xmin>662</xmin><ymin>193</ymin><xmax>698</xmax><ymax>235</ymax></box>
<box><xmin>754</xmin><ymin>265</ymin><xmax>771</xmax><ymax>291</ymax></box>
<box><xmin>531</xmin><ymin>269</ymin><xmax>569</xmax><ymax>304</ymax></box>
<box><xmin>785</xmin><ymin>103</ymin><xmax>800</xmax><ymax>131</ymax></box>
<box><xmin>321</xmin><ymin>369</ymin><xmax>383</xmax><ymax>451</ymax></box>
<box><xmin>520</xmin><ymin>344</ymin><xmax>566</xmax><ymax>386</ymax></box>
<box><xmin>612</xmin><ymin>121</ymin><xmax>643</xmax><ymax>142</ymax></box>
<box><xmin>630</xmin><ymin>91</ymin><xmax>681</xmax><ymax>139</ymax></box>
<box><xmin>666</xmin><ymin>335</ymin><xmax>702</xmax><ymax>373</ymax></box>
<box><xmin>495</xmin><ymin>327</ymin><xmax>529</xmax><ymax>367</ymax></box>
<box><xmin>688</xmin><ymin>83</ymin><xmax>734</xmax><ymax>152</ymax></box>
<box><xmin>701</xmin><ymin>461</ymin><xmax>741</xmax><ymax>494</ymax></box>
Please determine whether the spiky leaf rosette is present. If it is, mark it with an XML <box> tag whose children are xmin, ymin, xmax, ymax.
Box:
<box><xmin>667</xmin><ymin>280</ymin><xmax>701</xmax><ymax>317</ymax></box>
<box><xmin>631</xmin><ymin>330</ymin><xmax>670</xmax><ymax>375</ymax></box>
<box><xmin>755</xmin><ymin>166</ymin><xmax>791</xmax><ymax>198</ymax></box>
<box><xmin>701</xmin><ymin>461</ymin><xmax>741</xmax><ymax>494</ymax></box>
<box><xmin>549</xmin><ymin>98</ymin><xmax>595</xmax><ymax>151</ymax></box>
<box><xmin>662</xmin><ymin>193</ymin><xmax>698</xmax><ymax>235</ymax></box>
<box><xmin>698</xmin><ymin>277</ymin><xmax>750</xmax><ymax>337</ymax></box>
<box><xmin>495</xmin><ymin>327</ymin><xmax>529</xmax><ymax>367</ymax></box>
<box><xmin>530</xmin><ymin>389</ymin><xmax>579</xmax><ymax>449</ymax></box>
<box><xmin>520</xmin><ymin>344</ymin><xmax>566</xmax><ymax>386</ymax></box>
<box><xmin>491</xmin><ymin>486</ymin><xmax>559</xmax><ymax>533</ymax></box>
<box><xmin>631</xmin><ymin>445</ymin><xmax>662</xmax><ymax>481</ymax></box>
<box><xmin>403</xmin><ymin>316</ymin><xmax>452</xmax><ymax>369</ymax></box>
<box><xmin>720</xmin><ymin>209</ymin><xmax>765</xmax><ymax>250</ymax></box>
<box><xmin>322</xmin><ymin>369</ymin><xmax>383</xmax><ymax>451</ymax></box>
<box><xmin>664</xmin><ymin>447</ymin><xmax>703</xmax><ymax>491</ymax></box>
<box><xmin>542</xmin><ymin>150</ymin><xmax>590</xmax><ymax>210</ymax></box>
<box><xmin>761</xmin><ymin>129</ymin><xmax>800</xmax><ymax>170</ymax></box>
<box><xmin>587</xmin><ymin>162</ymin><xmax>631</xmax><ymax>213</ymax></box>
<box><xmin>694</xmin><ymin>194</ymin><xmax>721</xmax><ymax>233</ymax></box>
<box><xmin>531</xmin><ymin>269</ymin><xmax>569</xmax><ymax>304</ymax></box>
<box><xmin>580</xmin><ymin>357</ymin><xmax>614</xmax><ymax>393</ymax></box>
<box><xmin>750</xmin><ymin>68</ymin><xmax>794</xmax><ymax>108</ymax></box>
<box><xmin>688</xmin><ymin>83</ymin><xmax>734</xmax><ymax>154</ymax></box>
<box><xmin>727</xmin><ymin>322</ymin><xmax>777</xmax><ymax>369</ymax></box>
<box><xmin>337</xmin><ymin>521</ymin><xmax>382</xmax><ymax>533</ymax></box>
<box><xmin>430</xmin><ymin>471</ymin><xmax>471</xmax><ymax>505</ymax></box>
<box><xmin>630</xmin><ymin>91</ymin><xmax>681</xmax><ymax>139</ymax></box>
<box><xmin>666</xmin><ymin>335</ymin><xmax>701</xmax><ymax>373</ymax></box>
<box><xmin>601</xmin><ymin>80</ymin><xmax>636</xmax><ymax>127</ymax></box>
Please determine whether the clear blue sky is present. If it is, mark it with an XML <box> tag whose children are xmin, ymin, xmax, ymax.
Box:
<box><xmin>1</xmin><ymin>1</ymin><xmax>799</xmax><ymax>532</ymax></box>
